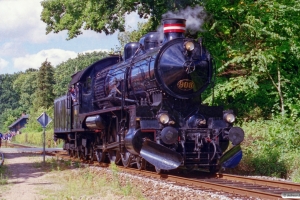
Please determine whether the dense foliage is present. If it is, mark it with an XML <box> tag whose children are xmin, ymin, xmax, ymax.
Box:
<box><xmin>13</xmin><ymin>69</ymin><xmax>38</xmax><ymax>113</ymax></box>
<box><xmin>35</xmin><ymin>60</ymin><xmax>55</xmax><ymax>109</ymax></box>
<box><xmin>0</xmin><ymin>74</ymin><xmax>21</xmax><ymax>114</ymax></box>
<box><xmin>0</xmin><ymin>73</ymin><xmax>22</xmax><ymax>132</ymax></box>
<box><xmin>200</xmin><ymin>0</ymin><xmax>300</xmax><ymax>119</ymax></box>
<box><xmin>40</xmin><ymin>0</ymin><xmax>202</xmax><ymax>39</ymax></box>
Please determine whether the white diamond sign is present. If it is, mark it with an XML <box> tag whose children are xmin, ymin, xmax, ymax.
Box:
<box><xmin>37</xmin><ymin>112</ymin><xmax>52</xmax><ymax>128</ymax></box>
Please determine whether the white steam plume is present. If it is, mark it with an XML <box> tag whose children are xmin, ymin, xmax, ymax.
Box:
<box><xmin>157</xmin><ymin>5</ymin><xmax>207</xmax><ymax>41</ymax></box>
<box><xmin>162</xmin><ymin>5</ymin><xmax>207</xmax><ymax>33</ymax></box>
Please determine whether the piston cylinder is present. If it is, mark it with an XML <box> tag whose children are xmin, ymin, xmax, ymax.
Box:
<box><xmin>85</xmin><ymin>115</ymin><xmax>105</xmax><ymax>129</ymax></box>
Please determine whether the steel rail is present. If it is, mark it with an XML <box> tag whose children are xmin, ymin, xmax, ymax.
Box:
<box><xmin>119</xmin><ymin>168</ymin><xmax>283</xmax><ymax>200</ymax></box>
<box><xmin>216</xmin><ymin>173</ymin><xmax>300</xmax><ymax>191</ymax></box>
<box><xmin>55</xmin><ymin>151</ymin><xmax>299</xmax><ymax>200</ymax></box>
<box><xmin>0</xmin><ymin>143</ymin><xmax>43</xmax><ymax>166</ymax></box>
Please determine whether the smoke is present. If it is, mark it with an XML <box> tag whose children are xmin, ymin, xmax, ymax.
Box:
<box><xmin>162</xmin><ymin>5</ymin><xmax>207</xmax><ymax>33</ymax></box>
<box><xmin>156</xmin><ymin>5</ymin><xmax>207</xmax><ymax>41</ymax></box>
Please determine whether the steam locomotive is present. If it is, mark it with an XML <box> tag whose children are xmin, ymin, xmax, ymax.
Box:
<box><xmin>54</xmin><ymin>18</ymin><xmax>244</xmax><ymax>173</ymax></box>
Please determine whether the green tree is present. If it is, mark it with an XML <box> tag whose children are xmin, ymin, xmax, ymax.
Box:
<box><xmin>35</xmin><ymin>60</ymin><xmax>55</xmax><ymax>109</ymax></box>
<box><xmin>54</xmin><ymin>51</ymin><xmax>108</xmax><ymax>97</ymax></box>
<box><xmin>0</xmin><ymin>108</ymin><xmax>23</xmax><ymax>133</ymax></box>
<box><xmin>0</xmin><ymin>73</ymin><xmax>20</xmax><ymax>113</ymax></box>
<box><xmin>40</xmin><ymin>0</ymin><xmax>201</xmax><ymax>40</ymax></box>
<box><xmin>13</xmin><ymin>69</ymin><xmax>38</xmax><ymax>113</ymax></box>
<box><xmin>201</xmin><ymin>0</ymin><xmax>300</xmax><ymax>118</ymax></box>
<box><xmin>0</xmin><ymin>73</ymin><xmax>21</xmax><ymax>131</ymax></box>
<box><xmin>117</xmin><ymin>21</ymin><xmax>154</xmax><ymax>50</ymax></box>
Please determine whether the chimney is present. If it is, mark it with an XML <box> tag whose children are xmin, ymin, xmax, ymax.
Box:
<box><xmin>163</xmin><ymin>18</ymin><xmax>186</xmax><ymax>43</ymax></box>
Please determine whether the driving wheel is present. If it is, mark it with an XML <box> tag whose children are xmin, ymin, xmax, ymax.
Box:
<box><xmin>121</xmin><ymin>152</ymin><xmax>132</xmax><ymax>167</ymax></box>
<box><xmin>108</xmin><ymin>150</ymin><xmax>122</xmax><ymax>165</ymax></box>
<box><xmin>136</xmin><ymin>156</ymin><xmax>146</xmax><ymax>170</ymax></box>
<box><xmin>95</xmin><ymin>149</ymin><xmax>107</xmax><ymax>163</ymax></box>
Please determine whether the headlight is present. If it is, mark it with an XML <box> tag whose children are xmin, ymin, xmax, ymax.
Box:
<box><xmin>184</xmin><ymin>41</ymin><xmax>195</xmax><ymax>51</ymax></box>
<box><xmin>158</xmin><ymin>113</ymin><xmax>170</xmax><ymax>124</ymax></box>
<box><xmin>224</xmin><ymin>113</ymin><xmax>236</xmax><ymax>123</ymax></box>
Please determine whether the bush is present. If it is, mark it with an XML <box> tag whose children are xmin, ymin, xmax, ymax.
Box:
<box><xmin>13</xmin><ymin>129</ymin><xmax>55</xmax><ymax>147</ymax></box>
<box><xmin>237</xmin><ymin>117</ymin><xmax>300</xmax><ymax>181</ymax></box>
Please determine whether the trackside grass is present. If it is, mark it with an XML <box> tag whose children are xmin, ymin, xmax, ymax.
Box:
<box><xmin>226</xmin><ymin>117</ymin><xmax>300</xmax><ymax>183</ymax></box>
<box><xmin>0</xmin><ymin>165</ymin><xmax>8</xmax><ymax>185</ymax></box>
<box><xmin>37</xmin><ymin>158</ymin><xmax>145</xmax><ymax>200</ymax></box>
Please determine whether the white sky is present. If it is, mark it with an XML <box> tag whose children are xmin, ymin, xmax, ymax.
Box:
<box><xmin>0</xmin><ymin>0</ymin><xmax>146</xmax><ymax>74</ymax></box>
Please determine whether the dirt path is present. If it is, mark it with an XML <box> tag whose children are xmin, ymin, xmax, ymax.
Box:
<box><xmin>0</xmin><ymin>152</ymin><xmax>54</xmax><ymax>200</ymax></box>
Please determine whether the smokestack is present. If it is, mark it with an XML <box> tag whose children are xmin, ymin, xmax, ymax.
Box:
<box><xmin>163</xmin><ymin>18</ymin><xmax>186</xmax><ymax>43</ymax></box>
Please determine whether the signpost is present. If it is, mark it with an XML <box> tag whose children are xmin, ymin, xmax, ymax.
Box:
<box><xmin>37</xmin><ymin>112</ymin><xmax>52</xmax><ymax>164</ymax></box>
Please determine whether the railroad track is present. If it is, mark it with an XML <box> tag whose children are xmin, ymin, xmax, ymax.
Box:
<box><xmin>3</xmin><ymin>145</ymin><xmax>300</xmax><ymax>199</ymax></box>
<box><xmin>53</xmin><ymin>151</ymin><xmax>300</xmax><ymax>200</ymax></box>
<box><xmin>0</xmin><ymin>142</ymin><xmax>31</xmax><ymax>166</ymax></box>
<box><xmin>2</xmin><ymin>148</ymin><xmax>300</xmax><ymax>199</ymax></box>
<box><xmin>2</xmin><ymin>147</ymin><xmax>299</xmax><ymax>199</ymax></box>
<box><xmin>0</xmin><ymin>142</ymin><xmax>41</xmax><ymax>166</ymax></box>
<box><xmin>116</xmin><ymin>168</ymin><xmax>300</xmax><ymax>199</ymax></box>
<box><xmin>2</xmin><ymin>144</ymin><xmax>299</xmax><ymax>199</ymax></box>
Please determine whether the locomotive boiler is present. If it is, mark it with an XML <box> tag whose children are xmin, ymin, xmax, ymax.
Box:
<box><xmin>54</xmin><ymin>18</ymin><xmax>244</xmax><ymax>173</ymax></box>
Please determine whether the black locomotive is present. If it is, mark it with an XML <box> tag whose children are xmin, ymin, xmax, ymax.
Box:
<box><xmin>54</xmin><ymin>18</ymin><xmax>244</xmax><ymax>173</ymax></box>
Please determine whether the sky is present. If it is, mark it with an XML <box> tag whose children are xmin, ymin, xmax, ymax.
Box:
<box><xmin>0</xmin><ymin>0</ymin><xmax>145</xmax><ymax>74</ymax></box>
